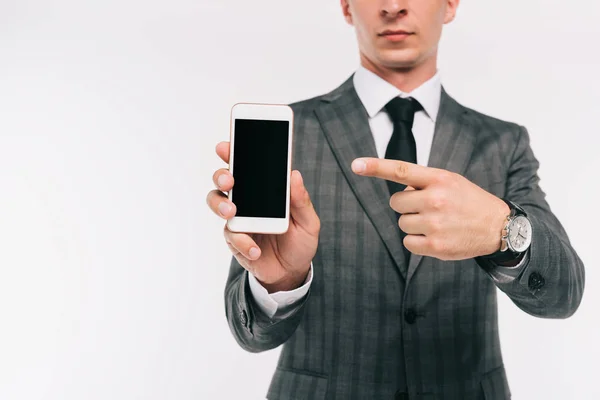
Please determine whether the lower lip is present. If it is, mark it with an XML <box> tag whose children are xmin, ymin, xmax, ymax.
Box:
<box><xmin>381</xmin><ymin>33</ymin><xmax>411</xmax><ymax>42</ymax></box>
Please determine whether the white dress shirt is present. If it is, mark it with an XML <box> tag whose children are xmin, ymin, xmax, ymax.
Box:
<box><xmin>248</xmin><ymin>66</ymin><xmax>524</xmax><ymax>318</ymax></box>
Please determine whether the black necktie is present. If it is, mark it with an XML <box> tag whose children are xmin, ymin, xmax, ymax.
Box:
<box><xmin>384</xmin><ymin>96</ymin><xmax>422</xmax><ymax>261</ymax></box>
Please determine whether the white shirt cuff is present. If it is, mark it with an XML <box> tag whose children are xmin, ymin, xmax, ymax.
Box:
<box><xmin>247</xmin><ymin>262</ymin><xmax>314</xmax><ymax>319</ymax></box>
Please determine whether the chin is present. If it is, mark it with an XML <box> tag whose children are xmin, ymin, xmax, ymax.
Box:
<box><xmin>375</xmin><ymin>48</ymin><xmax>421</xmax><ymax>69</ymax></box>
<box><xmin>378</xmin><ymin>56</ymin><xmax>421</xmax><ymax>70</ymax></box>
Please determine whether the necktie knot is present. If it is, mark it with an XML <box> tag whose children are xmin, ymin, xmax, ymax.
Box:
<box><xmin>384</xmin><ymin>96</ymin><xmax>422</xmax><ymax>125</ymax></box>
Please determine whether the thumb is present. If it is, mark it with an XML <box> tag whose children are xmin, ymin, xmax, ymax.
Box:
<box><xmin>289</xmin><ymin>170</ymin><xmax>320</xmax><ymax>235</ymax></box>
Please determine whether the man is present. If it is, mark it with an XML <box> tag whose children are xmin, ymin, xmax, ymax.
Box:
<box><xmin>207</xmin><ymin>0</ymin><xmax>585</xmax><ymax>398</ymax></box>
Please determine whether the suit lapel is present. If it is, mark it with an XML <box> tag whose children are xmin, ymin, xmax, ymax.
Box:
<box><xmin>314</xmin><ymin>77</ymin><xmax>479</xmax><ymax>283</ymax></box>
<box><xmin>315</xmin><ymin>75</ymin><xmax>410</xmax><ymax>279</ymax></box>
<box><xmin>406</xmin><ymin>87</ymin><xmax>479</xmax><ymax>283</ymax></box>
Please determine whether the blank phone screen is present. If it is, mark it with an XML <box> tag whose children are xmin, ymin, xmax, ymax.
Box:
<box><xmin>232</xmin><ymin>119</ymin><xmax>289</xmax><ymax>218</ymax></box>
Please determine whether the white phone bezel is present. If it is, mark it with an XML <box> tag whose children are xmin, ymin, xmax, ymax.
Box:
<box><xmin>226</xmin><ymin>102</ymin><xmax>293</xmax><ymax>234</ymax></box>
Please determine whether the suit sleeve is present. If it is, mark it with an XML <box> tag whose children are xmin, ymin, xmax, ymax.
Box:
<box><xmin>224</xmin><ymin>255</ymin><xmax>310</xmax><ymax>353</ymax></box>
<box><xmin>475</xmin><ymin>125</ymin><xmax>585</xmax><ymax>319</ymax></box>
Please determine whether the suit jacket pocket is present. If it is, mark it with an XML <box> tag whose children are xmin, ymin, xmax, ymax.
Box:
<box><xmin>480</xmin><ymin>365</ymin><xmax>511</xmax><ymax>400</ymax></box>
<box><xmin>267</xmin><ymin>367</ymin><xmax>328</xmax><ymax>400</ymax></box>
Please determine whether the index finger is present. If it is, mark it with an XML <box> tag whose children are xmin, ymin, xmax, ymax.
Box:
<box><xmin>216</xmin><ymin>141</ymin><xmax>230</xmax><ymax>164</ymax></box>
<box><xmin>351</xmin><ymin>157</ymin><xmax>436</xmax><ymax>189</ymax></box>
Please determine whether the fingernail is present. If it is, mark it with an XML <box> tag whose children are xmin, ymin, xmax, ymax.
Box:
<box><xmin>352</xmin><ymin>159</ymin><xmax>366</xmax><ymax>173</ymax></box>
<box><xmin>218</xmin><ymin>202</ymin><xmax>232</xmax><ymax>216</ymax></box>
<box><xmin>217</xmin><ymin>174</ymin><xmax>228</xmax><ymax>188</ymax></box>
<box><xmin>249</xmin><ymin>247</ymin><xmax>260</xmax><ymax>259</ymax></box>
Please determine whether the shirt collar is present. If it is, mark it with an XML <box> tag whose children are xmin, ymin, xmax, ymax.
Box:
<box><xmin>353</xmin><ymin>65</ymin><xmax>442</xmax><ymax>123</ymax></box>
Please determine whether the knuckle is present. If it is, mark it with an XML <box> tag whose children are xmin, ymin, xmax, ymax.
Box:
<box><xmin>429</xmin><ymin>237</ymin><xmax>445</xmax><ymax>254</ymax></box>
<box><xmin>393</xmin><ymin>163</ymin><xmax>409</xmax><ymax>180</ymax></box>
<box><xmin>428</xmin><ymin>191</ymin><xmax>447</xmax><ymax>210</ymax></box>
<box><xmin>427</xmin><ymin>216</ymin><xmax>442</xmax><ymax>233</ymax></box>
<box><xmin>434</xmin><ymin>170</ymin><xmax>452</xmax><ymax>185</ymax></box>
<box><xmin>314</xmin><ymin>214</ymin><xmax>321</xmax><ymax>232</ymax></box>
<box><xmin>303</xmin><ymin>187</ymin><xmax>311</xmax><ymax>206</ymax></box>
<box><xmin>439</xmin><ymin>253</ymin><xmax>451</xmax><ymax>261</ymax></box>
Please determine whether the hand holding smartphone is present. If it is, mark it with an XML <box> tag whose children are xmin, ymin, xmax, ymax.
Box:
<box><xmin>205</xmin><ymin>103</ymin><xmax>321</xmax><ymax>293</ymax></box>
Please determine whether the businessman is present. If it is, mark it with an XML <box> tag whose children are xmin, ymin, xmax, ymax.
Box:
<box><xmin>207</xmin><ymin>0</ymin><xmax>585</xmax><ymax>399</ymax></box>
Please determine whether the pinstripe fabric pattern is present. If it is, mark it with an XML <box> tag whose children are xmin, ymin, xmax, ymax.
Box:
<box><xmin>223</xmin><ymin>74</ymin><xmax>585</xmax><ymax>400</ymax></box>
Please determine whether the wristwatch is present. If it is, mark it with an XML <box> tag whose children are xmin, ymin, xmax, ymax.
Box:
<box><xmin>483</xmin><ymin>198</ymin><xmax>533</xmax><ymax>263</ymax></box>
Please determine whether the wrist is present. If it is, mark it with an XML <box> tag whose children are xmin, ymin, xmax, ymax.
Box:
<box><xmin>260</xmin><ymin>267</ymin><xmax>310</xmax><ymax>294</ymax></box>
<box><xmin>481</xmin><ymin>198</ymin><xmax>532</xmax><ymax>263</ymax></box>
<box><xmin>484</xmin><ymin>198</ymin><xmax>511</xmax><ymax>256</ymax></box>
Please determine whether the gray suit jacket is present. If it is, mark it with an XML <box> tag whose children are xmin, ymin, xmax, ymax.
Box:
<box><xmin>224</xmin><ymin>74</ymin><xmax>585</xmax><ymax>400</ymax></box>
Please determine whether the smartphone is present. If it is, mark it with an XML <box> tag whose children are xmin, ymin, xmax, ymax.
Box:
<box><xmin>226</xmin><ymin>103</ymin><xmax>293</xmax><ymax>234</ymax></box>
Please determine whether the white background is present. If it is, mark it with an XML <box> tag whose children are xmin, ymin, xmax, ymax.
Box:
<box><xmin>0</xmin><ymin>0</ymin><xmax>598</xmax><ymax>399</ymax></box>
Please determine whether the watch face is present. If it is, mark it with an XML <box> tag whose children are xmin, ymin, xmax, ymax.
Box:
<box><xmin>507</xmin><ymin>215</ymin><xmax>532</xmax><ymax>252</ymax></box>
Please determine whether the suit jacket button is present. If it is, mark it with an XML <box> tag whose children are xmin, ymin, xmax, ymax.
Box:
<box><xmin>404</xmin><ymin>308</ymin><xmax>417</xmax><ymax>324</ymax></box>
<box><xmin>528</xmin><ymin>272</ymin><xmax>545</xmax><ymax>290</ymax></box>
<box><xmin>239</xmin><ymin>309</ymin><xmax>248</xmax><ymax>327</ymax></box>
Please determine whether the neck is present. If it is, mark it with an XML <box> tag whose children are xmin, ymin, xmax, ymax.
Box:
<box><xmin>359</xmin><ymin>52</ymin><xmax>438</xmax><ymax>93</ymax></box>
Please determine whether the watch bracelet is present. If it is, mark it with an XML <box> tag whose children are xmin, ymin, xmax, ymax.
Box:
<box><xmin>482</xmin><ymin>199</ymin><xmax>520</xmax><ymax>260</ymax></box>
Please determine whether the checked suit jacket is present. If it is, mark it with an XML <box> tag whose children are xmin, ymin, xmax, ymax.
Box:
<box><xmin>224</xmin><ymin>74</ymin><xmax>585</xmax><ymax>400</ymax></box>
